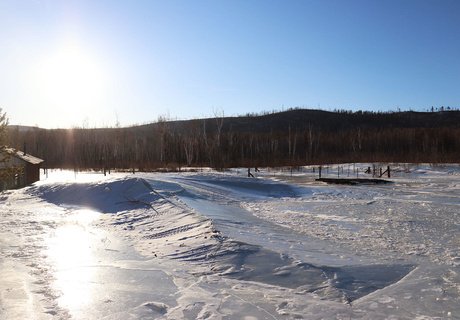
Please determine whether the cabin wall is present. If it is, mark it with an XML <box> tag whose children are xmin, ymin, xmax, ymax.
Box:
<box><xmin>25</xmin><ymin>163</ymin><xmax>40</xmax><ymax>184</ymax></box>
<box><xmin>0</xmin><ymin>166</ymin><xmax>25</xmax><ymax>190</ymax></box>
<box><xmin>0</xmin><ymin>153</ymin><xmax>42</xmax><ymax>190</ymax></box>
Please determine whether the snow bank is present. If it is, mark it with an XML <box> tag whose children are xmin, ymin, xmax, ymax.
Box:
<box><xmin>29</xmin><ymin>177</ymin><xmax>160</xmax><ymax>213</ymax></box>
<box><xmin>28</xmin><ymin>177</ymin><xmax>220</xmax><ymax>263</ymax></box>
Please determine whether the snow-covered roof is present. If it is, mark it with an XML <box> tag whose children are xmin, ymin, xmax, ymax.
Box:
<box><xmin>3</xmin><ymin>147</ymin><xmax>44</xmax><ymax>165</ymax></box>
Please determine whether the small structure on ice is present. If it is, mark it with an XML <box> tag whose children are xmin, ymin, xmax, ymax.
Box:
<box><xmin>0</xmin><ymin>147</ymin><xmax>44</xmax><ymax>190</ymax></box>
<box><xmin>316</xmin><ymin>177</ymin><xmax>392</xmax><ymax>185</ymax></box>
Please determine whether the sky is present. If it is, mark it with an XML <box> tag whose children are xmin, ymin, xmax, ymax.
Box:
<box><xmin>1</xmin><ymin>0</ymin><xmax>459</xmax><ymax>128</ymax></box>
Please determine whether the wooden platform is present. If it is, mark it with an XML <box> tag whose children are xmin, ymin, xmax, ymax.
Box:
<box><xmin>315</xmin><ymin>178</ymin><xmax>392</xmax><ymax>185</ymax></box>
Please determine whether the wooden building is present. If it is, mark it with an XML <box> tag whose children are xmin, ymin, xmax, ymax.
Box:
<box><xmin>0</xmin><ymin>147</ymin><xmax>44</xmax><ymax>190</ymax></box>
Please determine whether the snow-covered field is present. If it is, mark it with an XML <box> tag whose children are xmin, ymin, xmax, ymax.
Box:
<box><xmin>0</xmin><ymin>164</ymin><xmax>459</xmax><ymax>319</ymax></box>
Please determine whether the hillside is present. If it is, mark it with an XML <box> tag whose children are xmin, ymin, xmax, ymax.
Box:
<box><xmin>8</xmin><ymin>109</ymin><xmax>460</xmax><ymax>169</ymax></box>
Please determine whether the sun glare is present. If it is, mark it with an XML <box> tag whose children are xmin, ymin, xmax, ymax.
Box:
<box><xmin>36</xmin><ymin>41</ymin><xmax>107</xmax><ymax>125</ymax></box>
<box><xmin>47</xmin><ymin>209</ymin><xmax>102</xmax><ymax>314</ymax></box>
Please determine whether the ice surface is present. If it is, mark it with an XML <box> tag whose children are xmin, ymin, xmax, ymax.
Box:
<box><xmin>0</xmin><ymin>165</ymin><xmax>459</xmax><ymax>319</ymax></box>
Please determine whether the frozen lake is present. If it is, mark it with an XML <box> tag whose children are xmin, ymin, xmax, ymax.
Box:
<box><xmin>0</xmin><ymin>164</ymin><xmax>459</xmax><ymax>319</ymax></box>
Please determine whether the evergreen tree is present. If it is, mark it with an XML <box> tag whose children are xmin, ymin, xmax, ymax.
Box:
<box><xmin>0</xmin><ymin>108</ymin><xmax>12</xmax><ymax>190</ymax></box>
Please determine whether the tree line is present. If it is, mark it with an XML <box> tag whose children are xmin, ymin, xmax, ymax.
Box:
<box><xmin>8</xmin><ymin>109</ymin><xmax>460</xmax><ymax>170</ymax></box>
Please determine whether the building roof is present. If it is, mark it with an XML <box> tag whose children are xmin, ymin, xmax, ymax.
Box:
<box><xmin>3</xmin><ymin>147</ymin><xmax>44</xmax><ymax>165</ymax></box>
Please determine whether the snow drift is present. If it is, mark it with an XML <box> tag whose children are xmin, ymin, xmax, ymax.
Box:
<box><xmin>29</xmin><ymin>176</ymin><xmax>415</xmax><ymax>303</ymax></box>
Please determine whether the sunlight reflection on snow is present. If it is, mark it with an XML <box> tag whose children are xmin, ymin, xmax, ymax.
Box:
<box><xmin>39</xmin><ymin>169</ymin><xmax>125</xmax><ymax>184</ymax></box>
<box><xmin>47</xmin><ymin>209</ymin><xmax>101</xmax><ymax>313</ymax></box>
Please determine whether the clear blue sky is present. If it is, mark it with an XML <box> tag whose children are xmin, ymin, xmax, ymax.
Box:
<box><xmin>1</xmin><ymin>0</ymin><xmax>459</xmax><ymax>128</ymax></box>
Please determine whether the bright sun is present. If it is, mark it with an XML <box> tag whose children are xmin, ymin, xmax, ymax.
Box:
<box><xmin>36</xmin><ymin>41</ymin><xmax>107</xmax><ymax>124</ymax></box>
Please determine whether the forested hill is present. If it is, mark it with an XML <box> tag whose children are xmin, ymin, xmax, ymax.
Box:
<box><xmin>8</xmin><ymin>109</ymin><xmax>460</xmax><ymax>169</ymax></box>
<box><xmin>138</xmin><ymin>109</ymin><xmax>460</xmax><ymax>133</ymax></box>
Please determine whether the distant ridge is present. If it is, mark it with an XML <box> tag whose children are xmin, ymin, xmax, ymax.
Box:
<box><xmin>7</xmin><ymin>125</ymin><xmax>39</xmax><ymax>132</ymax></box>
<box><xmin>8</xmin><ymin>109</ymin><xmax>460</xmax><ymax>132</ymax></box>
<box><xmin>136</xmin><ymin>109</ymin><xmax>460</xmax><ymax>134</ymax></box>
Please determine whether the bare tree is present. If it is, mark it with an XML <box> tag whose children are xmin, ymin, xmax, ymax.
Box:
<box><xmin>0</xmin><ymin>108</ymin><xmax>11</xmax><ymax>168</ymax></box>
<box><xmin>214</xmin><ymin>109</ymin><xmax>224</xmax><ymax>148</ymax></box>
